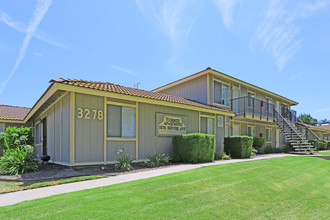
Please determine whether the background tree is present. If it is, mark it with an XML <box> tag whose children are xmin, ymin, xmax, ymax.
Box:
<box><xmin>318</xmin><ymin>119</ymin><xmax>330</xmax><ymax>125</ymax></box>
<box><xmin>298</xmin><ymin>114</ymin><xmax>318</xmax><ymax>125</ymax></box>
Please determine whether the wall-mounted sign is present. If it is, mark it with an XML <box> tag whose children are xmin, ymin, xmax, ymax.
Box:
<box><xmin>77</xmin><ymin>108</ymin><xmax>104</xmax><ymax>120</ymax></box>
<box><xmin>156</xmin><ymin>113</ymin><xmax>187</xmax><ymax>136</ymax></box>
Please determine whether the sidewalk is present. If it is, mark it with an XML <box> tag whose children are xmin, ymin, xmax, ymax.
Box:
<box><xmin>0</xmin><ymin>154</ymin><xmax>291</xmax><ymax>207</ymax></box>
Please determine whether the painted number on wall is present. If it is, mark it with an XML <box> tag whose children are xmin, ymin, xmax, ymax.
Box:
<box><xmin>77</xmin><ymin>108</ymin><xmax>103</xmax><ymax>120</ymax></box>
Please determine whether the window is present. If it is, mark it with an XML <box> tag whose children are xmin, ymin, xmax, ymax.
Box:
<box><xmin>267</xmin><ymin>98</ymin><xmax>272</xmax><ymax>112</ymax></box>
<box><xmin>200</xmin><ymin>117</ymin><xmax>214</xmax><ymax>135</ymax></box>
<box><xmin>214</xmin><ymin>81</ymin><xmax>230</xmax><ymax>106</ymax></box>
<box><xmin>107</xmin><ymin>104</ymin><xmax>136</xmax><ymax>138</ymax></box>
<box><xmin>0</xmin><ymin>123</ymin><xmax>4</xmax><ymax>133</ymax></box>
<box><xmin>35</xmin><ymin>123</ymin><xmax>42</xmax><ymax>144</ymax></box>
<box><xmin>266</xmin><ymin>128</ymin><xmax>272</xmax><ymax>142</ymax></box>
<box><xmin>248</xmin><ymin>126</ymin><xmax>256</xmax><ymax>137</ymax></box>
<box><xmin>248</xmin><ymin>92</ymin><xmax>255</xmax><ymax>108</ymax></box>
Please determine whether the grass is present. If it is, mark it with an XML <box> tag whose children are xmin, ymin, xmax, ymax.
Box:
<box><xmin>316</xmin><ymin>151</ymin><xmax>330</xmax><ymax>155</ymax></box>
<box><xmin>0</xmin><ymin>156</ymin><xmax>329</xmax><ymax>219</ymax></box>
<box><xmin>0</xmin><ymin>175</ymin><xmax>106</xmax><ymax>194</ymax></box>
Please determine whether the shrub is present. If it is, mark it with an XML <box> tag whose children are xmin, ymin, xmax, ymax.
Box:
<box><xmin>146</xmin><ymin>152</ymin><xmax>169</xmax><ymax>167</ymax></box>
<box><xmin>214</xmin><ymin>152</ymin><xmax>224</xmax><ymax>160</ymax></box>
<box><xmin>251</xmin><ymin>148</ymin><xmax>258</xmax><ymax>156</ymax></box>
<box><xmin>327</xmin><ymin>141</ymin><xmax>330</xmax><ymax>150</ymax></box>
<box><xmin>224</xmin><ymin>136</ymin><xmax>253</xmax><ymax>159</ymax></box>
<box><xmin>311</xmin><ymin>139</ymin><xmax>328</xmax><ymax>150</ymax></box>
<box><xmin>322</xmin><ymin>140</ymin><xmax>329</xmax><ymax>150</ymax></box>
<box><xmin>221</xmin><ymin>154</ymin><xmax>231</xmax><ymax>160</ymax></box>
<box><xmin>263</xmin><ymin>145</ymin><xmax>283</xmax><ymax>154</ymax></box>
<box><xmin>253</xmin><ymin>137</ymin><xmax>265</xmax><ymax>151</ymax></box>
<box><xmin>0</xmin><ymin>145</ymin><xmax>38</xmax><ymax>175</ymax></box>
<box><xmin>0</xmin><ymin>126</ymin><xmax>34</xmax><ymax>150</ymax></box>
<box><xmin>115</xmin><ymin>147</ymin><xmax>134</xmax><ymax>171</ymax></box>
<box><xmin>172</xmin><ymin>133</ymin><xmax>215</xmax><ymax>163</ymax></box>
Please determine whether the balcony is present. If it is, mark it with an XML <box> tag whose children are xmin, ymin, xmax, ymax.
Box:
<box><xmin>230</xmin><ymin>96</ymin><xmax>296</xmax><ymax>122</ymax></box>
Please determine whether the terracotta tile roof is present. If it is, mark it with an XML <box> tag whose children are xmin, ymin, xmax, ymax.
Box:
<box><xmin>0</xmin><ymin>105</ymin><xmax>31</xmax><ymax>120</ymax></box>
<box><xmin>51</xmin><ymin>78</ymin><xmax>234</xmax><ymax>114</ymax></box>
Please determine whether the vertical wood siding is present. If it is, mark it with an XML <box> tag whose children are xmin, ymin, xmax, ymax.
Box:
<box><xmin>75</xmin><ymin>93</ymin><xmax>104</xmax><ymax>164</ymax></box>
<box><xmin>138</xmin><ymin>103</ymin><xmax>199</xmax><ymax>160</ymax></box>
<box><xmin>160</xmin><ymin>75</ymin><xmax>208</xmax><ymax>104</ymax></box>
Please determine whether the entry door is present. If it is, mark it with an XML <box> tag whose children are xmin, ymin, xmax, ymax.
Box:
<box><xmin>233</xmin><ymin>125</ymin><xmax>240</xmax><ymax>136</ymax></box>
<box><xmin>42</xmin><ymin>118</ymin><xmax>47</xmax><ymax>155</ymax></box>
<box><xmin>232</xmin><ymin>87</ymin><xmax>239</xmax><ymax>113</ymax></box>
<box><xmin>276</xmin><ymin>129</ymin><xmax>280</xmax><ymax>148</ymax></box>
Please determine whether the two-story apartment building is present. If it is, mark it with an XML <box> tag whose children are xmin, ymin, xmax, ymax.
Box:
<box><xmin>0</xmin><ymin>67</ymin><xmax>326</xmax><ymax>166</ymax></box>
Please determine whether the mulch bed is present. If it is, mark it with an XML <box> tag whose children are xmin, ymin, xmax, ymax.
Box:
<box><xmin>0</xmin><ymin>162</ymin><xmax>179</xmax><ymax>182</ymax></box>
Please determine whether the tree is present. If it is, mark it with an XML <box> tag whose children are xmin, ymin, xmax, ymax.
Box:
<box><xmin>319</xmin><ymin>119</ymin><xmax>330</xmax><ymax>125</ymax></box>
<box><xmin>298</xmin><ymin>114</ymin><xmax>317</xmax><ymax>126</ymax></box>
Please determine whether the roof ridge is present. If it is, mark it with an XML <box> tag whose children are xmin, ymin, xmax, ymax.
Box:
<box><xmin>0</xmin><ymin>104</ymin><xmax>31</xmax><ymax>109</ymax></box>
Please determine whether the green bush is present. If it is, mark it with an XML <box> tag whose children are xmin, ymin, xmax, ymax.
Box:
<box><xmin>172</xmin><ymin>133</ymin><xmax>215</xmax><ymax>163</ymax></box>
<box><xmin>0</xmin><ymin>145</ymin><xmax>38</xmax><ymax>175</ymax></box>
<box><xmin>224</xmin><ymin>136</ymin><xmax>253</xmax><ymax>159</ymax></box>
<box><xmin>253</xmin><ymin>137</ymin><xmax>265</xmax><ymax>151</ymax></box>
<box><xmin>221</xmin><ymin>154</ymin><xmax>231</xmax><ymax>160</ymax></box>
<box><xmin>327</xmin><ymin>141</ymin><xmax>330</xmax><ymax>150</ymax></box>
<box><xmin>263</xmin><ymin>145</ymin><xmax>283</xmax><ymax>154</ymax></box>
<box><xmin>214</xmin><ymin>152</ymin><xmax>224</xmax><ymax>160</ymax></box>
<box><xmin>251</xmin><ymin>148</ymin><xmax>258</xmax><ymax>156</ymax></box>
<box><xmin>146</xmin><ymin>152</ymin><xmax>169</xmax><ymax>167</ymax></box>
<box><xmin>0</xmin><ymin>126</ymin><xmax>34</xmax><ymax>150</ymax></box>
<box><xmin>115</xmin><ymin>147</ymin><xmax>134</xmax><ymax>171</ymax></box>
<box><xmin>311</xmin><ymin>139</ymin><xmax>328</xmax><ymax>150</ymax></box>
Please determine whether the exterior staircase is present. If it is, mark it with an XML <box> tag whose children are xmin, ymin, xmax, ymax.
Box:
<box><xmin>274</xmin><ymin>107</ymin><xmax>318</xmax><ymax>153</ymax></box>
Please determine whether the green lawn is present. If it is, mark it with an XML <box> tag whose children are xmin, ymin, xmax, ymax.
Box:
<box><xmin>0</xmin><ymin>175</ymin><xmax>106</xmax><ymax>194</ymax></box>
<box><xmin>316</xmin><ymin>151</ymin><xmax>330</xmax><ymax>155</ymax></box>
<box><xmin>0</xmin><ymin>156</ymin><xmax>329</xmax><ymax>219</ymax></box>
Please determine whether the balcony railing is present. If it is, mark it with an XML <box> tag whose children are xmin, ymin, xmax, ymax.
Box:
<box><xmin>230</xmin><ymin>96</ymin><xmax>275</xmax><ymax>121</ymax></box>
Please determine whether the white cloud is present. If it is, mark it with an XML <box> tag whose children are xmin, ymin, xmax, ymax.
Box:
<box><xmin>314</xmin><ymin>108</ymin><xmax>330</xmax><ymax>114</ymax></box>
<box><xmin>0</xmin><ymin>10</ymin><xmax>69</xmax><ymax>51</ymax></box>
<box><xmin>32</xmin><ymin>52</ymin><xmax>43</xmax><ymax>56</ymax></box>
<box><xmin>212</xmin><ymin>0</ymin><xmax>240</xmax><ymax>29</ymax></box>
<box><xmin>255</xmin><ymin>0</ymin><xmax>328</xmax><ymax>71</ymax></box>
<box><xmin>135</xmin><ymin>0</ymin><xmax>199</xmax><ymax>62</ymax></box>
<box><xmin>110</xmin><ymin>65</ymin><xmax>138</xmax><ymax>76</ymax></box>
<box><xmin>0</xmin><ymin>0</ymin><xmax>52</xmax><ymax>94</ymax></box>
<box><xmin>290</xmin><ymin>73</ymin><xmax>302</xmax><ymax>80</ymax></box>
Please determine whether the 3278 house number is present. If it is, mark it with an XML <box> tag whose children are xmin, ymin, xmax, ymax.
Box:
<box><xmin>77</xmin><ymin>108</ymin><xmax>103</xmax><ymax>120</ymax></box>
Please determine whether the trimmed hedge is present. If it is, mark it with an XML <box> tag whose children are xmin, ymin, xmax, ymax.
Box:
<box><xmin>172</xmin><ymin>133</ymin><xmax>215</xmax><ymax>163</ymax></box>
<box><xmin>253</xmin><ymin>137</ymin><xmax>265</xmax><ymax>151</ymax></box>
<box><xmin>224</xmin><ymin>136</ymin><xmax>253</xmax><ymax>159</ymax></box>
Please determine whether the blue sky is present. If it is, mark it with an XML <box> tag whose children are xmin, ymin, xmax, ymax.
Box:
<box><xmin>0</xmin><ymin>0</ymin><xmax>329</xmax><ymax>120</ymax></box>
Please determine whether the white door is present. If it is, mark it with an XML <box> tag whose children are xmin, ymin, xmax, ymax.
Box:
<box><xmin>232</xmin><ymin>87</ymin><xmax>239</xmax><ymax>113</ymax></box>
<box><xmin>233</xmin><ymin>125</ymin><xmax>240</xmax><ymax>136</ymax></box>
<box><xmin>276</xmin><ymin>129</ymin><xmax>280</xmax><ymax>148</ymax></box>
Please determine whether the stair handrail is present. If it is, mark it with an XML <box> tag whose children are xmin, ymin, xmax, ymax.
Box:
<box><xmin>286</xmin><ymin>108</ymin><xmax>321</xmax><ymax>141</ymax></box>
<box><xmin>273</xmin><ymin>107</ymin><xmax>303</xmax><ymax>140</ymax></box>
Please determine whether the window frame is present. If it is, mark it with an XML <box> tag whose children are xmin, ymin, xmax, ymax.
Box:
<box><xmin>266</xmin><ymin>97</ymin><xmax>272</xmax><ymax>113</ymax></box>
<box><xmin>247</xmin><ymin>125</ymin><xmax>256</xmax><ymax>137</ymax></box>
<box><xmin>0</xmin><ymin>122</ymin><xmax>5</xmax><ymax>133</ymax></box>
<box><xmin>106</xmin><ymin>101</ymin><xmax>137</xmax><ymax>140</ymax></box>
<box><xmin>213</xmin><ymin>80</ymin><xmax>230</xmax><ymax>107</ymax></box>
<box><xmin>247</xmin><ymin>91</ymin><xmax>255</xmax><ymax>108</ymax></box>
<box><xmin>266</xmin><ymin>128</ymin><xmax>272</xmax><ymax>142</ymax></box>
<box><xmin>199</xmin><ymin>114</ymin><xmax>216</xmax><ymax>135</ymax></box>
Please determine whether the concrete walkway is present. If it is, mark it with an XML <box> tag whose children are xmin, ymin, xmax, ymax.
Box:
<box><xmin>0</xmin><ymin>154</ymin><xmax>291</xmax><ymax>207</ymax></box>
